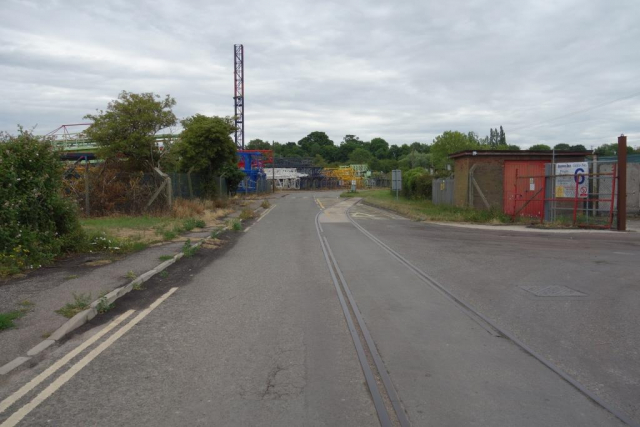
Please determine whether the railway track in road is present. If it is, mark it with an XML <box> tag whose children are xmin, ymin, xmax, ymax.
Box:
<box><xmin>315</xmin><ymin>209</ymin><xmax>411</xmax><ymax>427</ymax></box>
<box><xmin>341</xmin><ymin>200</ymin><xmax>637</xmax><ymax>427</ymax></box>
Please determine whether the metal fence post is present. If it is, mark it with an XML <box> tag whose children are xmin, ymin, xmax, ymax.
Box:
<box><xmin>84</xmin><ymin>158</ymin><xmax>90</xmax><ymax>216</ymax></box>
<box><xmin>618</xmin><ymin>135</ymin><xmax>627</xmax><ymax>231</ymax></box>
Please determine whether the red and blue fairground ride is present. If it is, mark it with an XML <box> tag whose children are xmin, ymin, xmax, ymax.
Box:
<box><xmin>236</xmin><ymin>150</ymin><xmax>268</xmax><ymax>193</ymax></box>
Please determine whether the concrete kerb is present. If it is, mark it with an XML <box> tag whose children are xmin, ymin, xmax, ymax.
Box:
<box><xmin>0</xmin><ymin>205</ymin><xmax>268</xmax><ymax>376</ymax></box>
<box><xmin>0</xmin><ymin>231</ymin><xmax>218</xmax><ymax>377</ymax></box>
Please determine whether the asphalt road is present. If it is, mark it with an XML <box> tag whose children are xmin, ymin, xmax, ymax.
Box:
<box><xmin>0</xmin><ymin>192</ymin><xmax>637</xmax><ymax>426</ymax></box>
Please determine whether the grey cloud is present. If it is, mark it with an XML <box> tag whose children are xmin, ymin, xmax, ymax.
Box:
<box><xmin>1</xmin><ymin>0</ymin><xmax>639</xmax><ymax>148</ymax></box>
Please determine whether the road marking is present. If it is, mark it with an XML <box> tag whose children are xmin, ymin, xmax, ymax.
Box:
<box><xmin>0</xmin><ymin>310</ymin><xmax>135</xmax><ymax>415</ymax></box>
<box><xmin>315</xmin><ymin>198</ymin><xmax>325</xmax><ymax>209</ymax></box>
<box><xmin>1</xmin><ymin>288</ymin><xmax>178</xmax><ymax>427</ymax></box>
<box><xmin>256</xmin><ymin>205</ymin><xmax>275</xmax><ymax>222</ymax></box>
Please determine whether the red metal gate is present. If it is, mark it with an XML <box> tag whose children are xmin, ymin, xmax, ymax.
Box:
<box><xmin>503</xmin><ymin>161</ymin><xmax>546</xmax><ymax>219</ymax></box>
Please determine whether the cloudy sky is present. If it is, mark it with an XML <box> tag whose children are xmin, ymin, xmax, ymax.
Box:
<box><xmin>1</xmin><ymin>0</ymin><xmax>639</xmax><ymax>149</ymax></box>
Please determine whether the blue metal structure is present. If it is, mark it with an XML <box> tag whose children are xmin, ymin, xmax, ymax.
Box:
<box><xmin>236</xmin><ymin>151</ymin><xmax>266</xmax><ymax>193</ymax></box>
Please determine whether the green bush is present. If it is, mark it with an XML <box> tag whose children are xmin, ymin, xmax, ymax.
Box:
<box><xmin>401</xmin><ymin>168</ymin><xmax>433</xmax><ymax>200</ymax></box>
<box><xmin>0</xmin><ymin>128</ymin><xmax>85</xmax><ymax>275</ymax></box>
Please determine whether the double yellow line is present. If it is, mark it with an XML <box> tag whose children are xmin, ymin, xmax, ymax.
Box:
<box><xmin>0</xmin><ymin>288</ymin><xmax>179</xmax><ymax>427</ymax></box>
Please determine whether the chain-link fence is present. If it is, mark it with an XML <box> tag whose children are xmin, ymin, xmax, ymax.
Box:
<box><xmin>63</xmin><ymin>163</ymin><xmax>170</xmax><ymax>216</ymax></box>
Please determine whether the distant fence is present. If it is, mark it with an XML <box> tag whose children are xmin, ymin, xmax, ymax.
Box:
<box><xmin>63</xmin><ymin>162</ymin><xmax>234</xmax><ymax>216</ymax></box>
<box><xmin>432</xmin><ymin>177</ymin><xmax>454</xmax><ymax>205</ymax></box>
<box><xmin>169</xmin><ymin>172</ymin><xmax>228</xmax><ymax>199</ymax></box>
<box><xmin>63</xmin><ymin>164</ymin><xmax>171</xmax><ymax>216</ymax></box>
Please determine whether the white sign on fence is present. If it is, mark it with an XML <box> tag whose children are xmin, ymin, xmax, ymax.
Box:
<box><xmin>555</xmin><ymin>162</ymin><xmax>588</xmax><ymax>198</ymax></box>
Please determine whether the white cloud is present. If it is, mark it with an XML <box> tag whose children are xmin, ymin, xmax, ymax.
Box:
<box><xmin>1</xmin><ymin>0</ymin><xmax>639</xmax><ymax>149</ymax></box>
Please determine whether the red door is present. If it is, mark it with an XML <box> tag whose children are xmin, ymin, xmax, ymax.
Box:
<box><xmin>503</xmin><ymin>161</ymin><xmax>546</xmax><ymax>218</ymax></box>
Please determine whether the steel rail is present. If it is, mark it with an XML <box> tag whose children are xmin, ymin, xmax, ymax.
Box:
<box><xmin>346</xmin><ymin>202</ymin><xmax>638</xmax><ymax>427</ymax></box>
<box><xmin>314</xmin><ymin>211</ymin><xmax>392</xmax><ymax>427</ymax></box>
<box><xmin>322</xmin><ymin>235</ymin><xmax>411</xmax><ymax>427</ymax></box>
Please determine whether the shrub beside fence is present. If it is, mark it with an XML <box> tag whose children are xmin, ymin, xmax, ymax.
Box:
<box><xmin>402</xmin><ymin>168</ymin><xmax>433</xmax><ymax>199</ymax></box>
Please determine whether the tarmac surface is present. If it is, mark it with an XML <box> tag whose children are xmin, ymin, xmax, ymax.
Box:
<box><xmin>0</xmin><ymin>191</ymin><xmax>637</xmax><ymax>426</ymax></box>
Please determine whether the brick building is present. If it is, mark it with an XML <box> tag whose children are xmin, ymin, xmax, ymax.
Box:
<box><xmin>449</xmin><ymin>150</ymin><xmax>591</xmax><ymax>212</ymax></box>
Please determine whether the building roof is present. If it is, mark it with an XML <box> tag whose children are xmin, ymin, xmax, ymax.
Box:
<box><xmin>449</xmin><ymin>149</ymin><xmax>592</xmax><ymax>159</ymax></box>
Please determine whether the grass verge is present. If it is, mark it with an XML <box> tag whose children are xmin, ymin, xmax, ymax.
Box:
<box><xmin>345</xmin><ymin>189</ymin><xmax>510</xmax><ymax>223</ymax></box>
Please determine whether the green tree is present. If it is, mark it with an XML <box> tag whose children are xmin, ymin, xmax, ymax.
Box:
<box><xmin>398</xmin><ymin>150</ymin><xmax>431</xmax><ymax>170</ymax></box>
<box><xmin>247</xmin><ymin>139</ymin><xmax>271</xmax><ymax>150</ymax></box>
<box><xmin>313</xmin><ymin>154</ymin><xmax>327</xmax><ymax>167</ymax></box>
<box><xmin>337</xmin><ymin>135</ymin><xmax>364</xmax><ymax>163</ymax></box>
<box><xmin>499</xmin><ymin>126</ymin><xmax>506</xmax><ymax>146</ymax></box>
<box><xmin>221</xmin><ymin>163</ymin><xmax>245</xmax><ymax>194</ymax></box>
<box><xmin>349</xmin><ymin>147</ymin><xmax>374</xmax><ymax>165</ymax></box>
<box><xmin>529</xmin><ymin>144</ymin><xmax>551</xmax><ymax>151</ymax></box>
<box><xmin>274</xmin><ymin>142</ymin><xmax>306</xmax><ymax>157</ymax></box>
<box><xmin>377</xmin><ymin>159</ymin><xmax>399</xmax><ymax>173</ymax></box>
<box><xmin>370</xmin><ymin>137</ymin><xmax>390</xmax><ymax>159</ymax></box>
<box><xmin>298</xmin><ymin>132</ymin><xmax>334</xmax><ymax>154</ymax></box>
<box><xmin>553</xmin><ymin>143</ymin><xmax>571</xmax><ymax>151</ymax></box>
<box><xmin>177</xmin><ymin>115</ymin><xmax>237</xmax><ymax>195</ymax></box>
<box><xmin>569</xmin><ymin>144</ymin><xmax>587</xmax><ymax>151</ymax></box>
<box><xmin>430</xmin><ymin>131</ymin><xmax>477</xmax><ymax>170</ymax></box>
<box><xmin>84</xmin><ymin>91</ymin><xmax>177</xmax><ymax>171</ymax></box>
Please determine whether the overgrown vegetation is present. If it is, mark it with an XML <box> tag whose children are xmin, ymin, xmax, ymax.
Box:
<box><xmin>96</xmin><ymin>293</ymin><xmax>114</xmax><ymax>314</ymax></box>
<box><xmin>0</xmin><ymin>129</ymin><xmax>86</xmax><ymax>277</ymax></box>
<box><xmin>181</xmin><ymin>239</ymin><xmax>199</xmax><ymax>257</ymax></box>
<box><xmin>349</xmin><ymin>190</ymin><xmax>510</xmax><ymax>224</ymax></box>
<box><xmin>239</xmin><ymin>209</ymin><xmax>256</xmax><ymax>221</ymax></box>
<box><xmin>402</xmin><ymin>168</ymin><xmax>433</xmax><ymax>199</ymax></box>
<box><xmin>0</xmin><ymin>301</ymin><xmax>34</xmax><ymax>331</ymax></box>
<box><xmin>228</xmin><ymin>219</ymin><xmax>242</xmax><ymax>231</ymax></box>
<box><xmin>56</xmin><ymin>292</ymin><xmax>92</xmax><ymax>318</ymax></box>
<box><xmin>260</xmin><ymin>200</ymin><xmax>271</xmax><ymax>209</ymax></box>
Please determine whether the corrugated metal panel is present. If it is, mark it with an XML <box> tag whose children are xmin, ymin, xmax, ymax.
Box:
<box><xmin>432</xmin><ymin>178</ymin><xmax>454</xmax><ymax>205</ymax></box>
<box><xmin>503</xmin><ymin>161</ymin><xmax>546</xmax><ymax>218</ymax></box>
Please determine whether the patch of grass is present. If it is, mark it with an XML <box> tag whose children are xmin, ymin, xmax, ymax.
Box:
<box><xmin>239</xmin><ymin>209</ymin><xmax>255</xmax><ymax>221</ymax></box>
<box><xmin>350</xmin><ymin>189</ymin><xmax>510</xmax><ymax>224</ymax></box>
<box><xmin>124</xmin><ymin>270</ymin><xmax>137</xmax><ymax>279</ymax></box>
<box><xmin>161</xmin><ymin>230</ymin><xmax>177</xmax><ymax>241</ymax></box>
<box><xmin>55</xmin><ymin>292</ymin><xmax>92</xmax><ymax>318</ymax></box>
<box><xmin>0</xmin><ymin>311</ymin><xmax>24</xmax><ymax>331</ymax></box>
<box><xmin>261</xmin><ymin>200</ymin><xmax>271</xmax><ymax>209</ymax></box>
<box><xmin>84</xmin><ymin>231</ymin><xmax>148</xmax><ymax>254</ymax></box>
<box><xmin>159</xmin><ymin>270</ymin><xmax>169</xmax><ymax>278</ymax></box>
<box><xmin>159</xmin><ymin>255</ymin><xmax>173</xmax><ymax>261</ymax></box>
<box><xmin>340</xmin><ymin>191</ymin><xmax>359</xmax><ymax>198</ymax></box>
<box><xmin>0</xmin><ymin>300</ymin><xmax>35</xmax><ymax>330</ymax></box>
<box><xmin>182</xmin><ymin>218</ymin><xmax>206</xmax><ymax>231</ymax></box>
<box><xmin>96</xmin><ymin>293</ymin><xmax>114</xmax><ymax>314</ymax></box>
<box><xmin>80</xmin><ymin>216</ymin><xmax>175</xmax><ymax>231</ymax></box>
<box><xmin>19</xmin><ymin>300</ymin><xmax>34</xmax><ymax>309</ymax></box>
<box><xmin>132</xmin><ymin>281</ymin><xmax>145</xmax><ymax>291</ymax></box>
<box><xmin>227</xmin><ymin>219</ymin><xmax>242</xmax><ymax>231</ymax></box>
<box><xmin>182</xmin><ymin>239</ymin><xmax>199</xmax><ymax>257</ymax></box>
<box><xmin>210</xmin><ymin>227</ymin><xmax>224</xmax><ymax>239</ymax></box>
